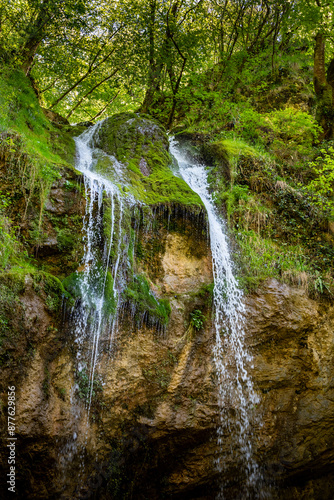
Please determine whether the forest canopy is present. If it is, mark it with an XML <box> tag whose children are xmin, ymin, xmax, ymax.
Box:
<box><xmin>1</xmin><ymin>0</ymin><xmax>334</xmax><ymax>131</ymax></box>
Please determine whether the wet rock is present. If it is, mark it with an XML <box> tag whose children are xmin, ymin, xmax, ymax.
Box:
<box><xmin>139</xmin><ymin>157</ymin><xmax>150</xmax><ymax>176</ymax></box>
<box><xmin>2</xmin><ymin>236</ymin><xmax>334</xmax><ymax>499</ymax></box>
<box><xmin>161</xmin><ymin>232</ymin><xmax>212</xmax><ymax>293</ymax></box>
<box><xmin>1</xmin><ymin>121</ymin><xmax>334</xmax><ymax>499</ymax></box>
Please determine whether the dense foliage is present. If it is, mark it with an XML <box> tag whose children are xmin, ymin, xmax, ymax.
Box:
<box><xmin>1</xmin><ymin>0</ymin><xmax>334</xmax><ymax>296</ymax></box>
<box><xmin>1</xmin><ymin>1</ymin><xmax>332</xmax><ymax>124</ymax></box>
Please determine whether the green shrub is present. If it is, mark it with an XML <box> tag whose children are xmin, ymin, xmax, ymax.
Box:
<box><xmin>265</xmin><ymin>108</ymin><xmax>321</xmax><ymax>146</ymax></box>
<box><xmin>303</xmin><ymin>146</ymin><xmax>334</xmax><ymax>217</ymax></box>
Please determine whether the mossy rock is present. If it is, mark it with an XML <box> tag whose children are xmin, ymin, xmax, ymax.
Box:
<box><xmin>207</xmin><ymin>139</ymin><xmax>257</xmax><ymax>165</ymax></box>
<box><xmin>123</xmin><ymin>274</ymin><xmax>171</xmax><ymax>328</ymax></box>
<box><xmin>97</xmin><ymin>112</ymin><xmax>169</xmax><ymax>158</ymax></box>
<box><xmin>63</xmin><ymin>268</ymin><xmax>116</xmax><ymax>316</ymax></box>
<box><xmin>0</xmin><ymin>267</ymin><xmax>67</xmax><ymax>335</ymax></box>
<box><xmin>94</xmin><ymin>112</ymin><xmax>203</xmax><ymax>208</ymax></box>
<box><xmin>202</xmin><ymin>139</ymin><xmax>258</xmax><ymax>182</ymax></box>
<box><xmin>50</xmin><ymin>128</ymin><xmax>77</xmax><ymax>165</ymax></box>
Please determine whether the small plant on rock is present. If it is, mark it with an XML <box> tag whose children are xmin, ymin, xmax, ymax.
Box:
<box><xmin>190</xmin><ymin>309</ymin><xmax>205</xmax><ymax>331</ymax></box>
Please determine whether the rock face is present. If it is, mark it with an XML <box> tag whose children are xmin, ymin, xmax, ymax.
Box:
<box><xmin>1</xmin><ymin>115</ymin><xmax>334</xmax><ymax>500</ymax></box>
<box><xmin>247</xmin><ymin>281</ymin><xmax>334</xmax><ymax>498</ymax></box>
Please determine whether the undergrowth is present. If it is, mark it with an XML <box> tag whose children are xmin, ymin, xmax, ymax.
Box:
<box><xmin>0</xmin><ymin>67</ymin><xmax>77</xmax><ymax>258</ymax></box>
<box><xmin>173</xmin><ymin>49</ymin><xmax>334</xmax><ymax>298</ymax></box>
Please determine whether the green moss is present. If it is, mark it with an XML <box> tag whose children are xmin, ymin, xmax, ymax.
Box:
<box><xmin>0</xmin><ymin>266</ymin><xmax>66</xmax><ymax>369</ymax></box>
<box><xmin>0</xmin><ymin>278</ymin><xmax>22</xmax><ymax>341</ymax></box>
<box><xmin>193</xmin><ymin>282</ymin><xmax>214</xmax><ymax>306</ymax></box>
<box><xmin>123</xmin><ymin>274</ymin><xmax>171</xmax><ymax>327</ymax></box>
<box><xmin>214</xmin><ymin>139</ymin><xmax>258</xmax><ymax>159</ymax></box>
<box><xmin>56</xmin><ymin>227</ymin><xmax>77</xmax><ymax>251</ymax></box>
<box><xmin>0</xmin><ymin>68</ymin><xmax>72</xmax><ymax>167</ymax></box>
<box><xmin>41</xmin><ymin>272</ymin><xmax>67</xmax><ymax>311</ymax></box>
<box><xmin>0</xmin><ymin>67</ymin><xmax>83</xmax><ymax>266</ymax></box>
<box><xmin>50</xmin><ymin>128</ymin><xmax>76</xmax><ymax>165</ymax></box>
<box><xmin>63</xmin><ymin>268</ymin><xmax>116</xmax><ymax>316</ymax></box>
<box><xmin>1</xmin><ymin>267</ymin><xmax>69</xmax><ymax>311</ymax></box>
<box><xmin>62</xmin><ymin>124</ymin><xmax>88</xmax><ymax>138</ymax></box>
<box><xmin>95</xmin><ymin>113</ymin><xmax>203</xmax><ymax>208</ymax></box>
<box><xmin>0</xmin><ymin>214</ymin><xmax>22</xmax><ymax>270</ymax></box>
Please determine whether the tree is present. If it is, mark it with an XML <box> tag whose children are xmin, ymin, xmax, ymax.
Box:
<box><xmin>137</xmin><ymin>0</ymin><xmax>207</xmax><ymax>125</ymax></box>
<box><xmin>207</xmin><ymin>0</ymin><xmax>291</xmax><ymax>81</ymax></box>
<box><xmin>0</xmin><ymin>0</ymin><xmax>88</xmax><ymax>74</ymax></box>
<box><xmin>287</xmin><ymin>0</ymin><xmax>334</xmax><ymax>137</ymax></box>
<box><xmin>31</xmin><ymin>0</ymin><xmax>131</xmax><ymax>121</ymax></box>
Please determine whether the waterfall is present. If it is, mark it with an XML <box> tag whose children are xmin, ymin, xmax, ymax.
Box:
<box><xmin>170</xmin><ymin>140</ymin><xmax>262</xmax><ymax>499</ymax></box>
<box><xmin>72</xmin><ymin>122</ymin><xmax>130</xmax><ymax>409</ymax></box>
<box><xmin>67</xmin><ymin>120</ymin><xmax>262</xmax><ymax>497</ymax></box>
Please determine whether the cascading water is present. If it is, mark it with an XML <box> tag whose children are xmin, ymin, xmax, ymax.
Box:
<box><xmin>170</xmin><ymin>140</ymin><xmax>262</xmax><ymax>499</ymax></box>
<box><xmin>63</xmin><ymin>118</ymin><xmax>263</xmax><ymax>497</ymax></box>
<box><xmin>72</xmin><ymin>121</ymin><xmax>133</xmax><ymax>408</ymax></box>
<box><xmin>61</xmin><ymin>121</ymin><xmax>136</xmax><ymax>493</ymax></box>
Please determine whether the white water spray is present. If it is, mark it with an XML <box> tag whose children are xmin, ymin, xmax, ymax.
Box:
<box><xmin>66</xmin><ymin>121</ymin><xmax>263</xmax><ymax>496</ymax></box>
<box><xmin>170</xmin><ymin>140</ymin><xmax>261</xmax><ymax>498</ymax></box>
<box><xmin>73</xmin><ymin>122</ymin><xmax>130</xmax><ymax>409</ymax></box>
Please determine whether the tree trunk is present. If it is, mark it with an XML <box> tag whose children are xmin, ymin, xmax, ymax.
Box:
<box><xmin>140</xmin><ymin>0</ymin><xmax>163</xmax><ymax>114</ymax></box>
<box><xmin>313</xmin><ymin>33</ymin><xmax>334</xmax><ymax>139</ymax></box>
<box><xmin>314</xmin><ymin>33</ymin><xmax>327</xmax><ymax>94</ymax></box>
<box><xmin>21</xmin><ymin>6</ymin><xmax>52</xmax><ymax>75</ymax></box>
<box><xmin>140</xmin><ymin>65</ymin><xmax>163</xmax><ymax>114</ymax></box>
<box><xmin>326</xmin><ymin>57</ymin><xmax>334</xmax><ymax>94</ymax></box>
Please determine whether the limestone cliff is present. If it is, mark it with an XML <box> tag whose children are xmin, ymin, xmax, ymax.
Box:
<box><xmin>0</xmin><ymin>113</ymin><xmax>334</xmax><ymax>500</ymax></box>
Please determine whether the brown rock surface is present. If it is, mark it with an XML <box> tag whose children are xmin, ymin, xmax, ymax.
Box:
<box><xmin>1</xmin><ymin>221</ymin><xmax>334</xmax><ymax>498</ymax></box>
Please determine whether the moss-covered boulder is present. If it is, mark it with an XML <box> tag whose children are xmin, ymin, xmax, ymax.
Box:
<box><xmin>94</xmin><ymin>112</ymin><xmax>203</xmax><ymax>208</ymax></box>
<box><xmin>97</xmin><ymin>112</ymin><xmax>169</xmax><ymax>158</ymax></box>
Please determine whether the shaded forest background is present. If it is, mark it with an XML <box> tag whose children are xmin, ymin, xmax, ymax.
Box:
<box><xmin>1</xmin><ymin>0</ymin><xmax>333</xmax><ymax>130</ymax></box>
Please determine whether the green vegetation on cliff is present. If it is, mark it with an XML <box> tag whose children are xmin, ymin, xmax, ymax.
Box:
<box><xmin>0</xmin><ymin>68</ymin><xmax>82</xmax><ymax>259</ymax></box>
<box><xmin>123</xmin><ymin>274</ymin><xmax>171</xmax><ymax>328</ymax></box>
<box><xmin>0</xmin><ymin>69</ymin><xmax>75</xmax><ymax>167</ymax></box>
<box><xmin>1</xmin><ymin>0</ymin><xmax>334</xmax><ymax>303</ymax></box>
<box><xmin>63</xmin><ymin>269</ymin><xmax>116</xmax><ymax>316</ymax></box>
<box><xmin>175</xmin><ymin>51</ymin><xmax>334</xmax><ymax>297</ymax></box>
<box><xmin>95</xmin><ymin>112</ymin><xmax>203</xmax><ymax>208</ymax></box>
<box><xmin>0</xmin><ymin>68</ymin><xmax>85</xmax><ymax>347</ymax></box>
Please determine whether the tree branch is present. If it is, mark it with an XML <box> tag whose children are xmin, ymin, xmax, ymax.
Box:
<box><xmin>66</xmin><ymin>69</ymin><xmax>119</xmax><ymax>120</ymax></box>
<box><xmin>89</xmin><ymin>91</ymin><xmax>120</xmax><ymax>122</ymax></box>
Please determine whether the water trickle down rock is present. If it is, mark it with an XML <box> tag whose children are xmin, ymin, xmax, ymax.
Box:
<box><xmin>58</xmin><ymin>114</ymin><xmax>210</xmax><ymax>493</ymax></box>
<box><xmin>170</xmin><ymin>139</ymin><xmax>262</xmax><ymax>498</ymax></box>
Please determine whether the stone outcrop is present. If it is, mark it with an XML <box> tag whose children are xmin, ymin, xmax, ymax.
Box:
<box><xmin>2</xmin><ymin>239</ymin><xmax>334</xmax><ymax>499</ymax></box>
<box><xmin>1</xmin><ymin>115</ymin><xmax>334</xmax><ymax>500</ymax></box>
<box><xmin>247</xmin><ymin>280</ymin><xmax>334</xmax><ymax>498</ymax></box>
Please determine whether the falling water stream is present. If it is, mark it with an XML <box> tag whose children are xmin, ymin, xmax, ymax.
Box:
<box><xmin>170</xmin><ymin>140</ymin><xmax>262</xmax><ymax>498</ymax></box>
<box><xmin>69</xmin><ymin>122</ymin><xmax>262</xmax><ymax>498</ymax></box>
<box><xmin>73</xmin><ymin>121</ymin><xmax>132</xmax><ymax>408</ymax></box>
